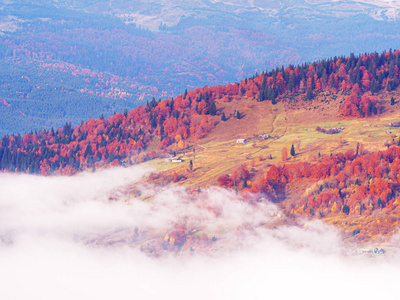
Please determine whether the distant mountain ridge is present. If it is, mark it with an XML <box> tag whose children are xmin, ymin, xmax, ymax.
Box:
<box><xmin>3</xmin><ymin>1</ymin><xmax>399</xmax><ymax>31</ymax></box>
<box><xmin>25</xmin><ymin>0</ymin><xmax>400</xmax><ymax>30</ymax></box>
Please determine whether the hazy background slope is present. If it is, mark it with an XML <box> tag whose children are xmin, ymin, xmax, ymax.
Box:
<box><xmin>0</xmin><ymin>0</ymin><xmax>399</xmax><ymax>135</ymax></box>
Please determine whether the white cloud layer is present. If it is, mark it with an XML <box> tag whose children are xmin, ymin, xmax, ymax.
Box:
<box><xmin>0</xmin><ymin>166</ymin><xmax>400</xmax><ymax>300</ymax></box>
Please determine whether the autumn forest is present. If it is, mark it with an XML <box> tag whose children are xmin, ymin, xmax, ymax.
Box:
<box><xmin>1</xmin><ymin>50</ymin><xmax>400</xmax><ymax>241</ymax></box>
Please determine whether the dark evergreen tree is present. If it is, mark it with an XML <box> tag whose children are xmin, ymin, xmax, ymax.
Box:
<box><xmin>288</xmin><ymin>73</ymin><xmax>296</xmax><ymax>92</ymax></box>
<box><xmin>306</xmin><ymin>89</ymin><xmax>313</xmax><ymax>100</ymax></box>
<box><xmin>151</xmin><ymin>116</ymin><xmax>157</xmax><ymax>128</ymax></box>
<box><xmin>84</xmin><ymin>143</ymin><xmax>93</xmax><ymax>158</ymax></box>
<box><xmin>342</xmin><ymin>204</ymin><xmax>350</xmax><ymax>215</ymax></box>
<box><xmin>236</xmin><ymin>110</ymin><xmax>241</xmax><ymax>119</ymax></box>
<box><xmin>259</xmin><ymin>76</ymin><xmax>267</xmax><ymax>101</ymax></box>
<box><xmin>221</xmin><ymin>112</ymin><xmax>227</xmax><ymax>121</ymax></box>
<box><xmin>209</xmin><ymin>101</ymin><xmax>217</xmax><ymax>116</ymax></box>
<box><xmin>330</xmin><ymin>75</ymin><xmax>336</xmax><ymax>88</ymax></box>
<box><xmin>311</xmin><ymin>75</ymin><xmax>315</xmax><ymax>90</ymax></box>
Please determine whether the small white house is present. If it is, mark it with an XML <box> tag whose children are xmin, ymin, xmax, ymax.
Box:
<box><xmin>171</xmin><ymin>158</ymin><xmax>183</xmax><ymax>163</ymax></box>
<box><xmin>166</xmin><ymin>156</ymin><xmax>183</xmax><ymax>163</ymax></box>
<box><xmin>165</xmin><ymin>156</ymin><xmax>183</xmax><ymax>163</ymax></box>
<box><xmin>236</xmin><ymin>139</ymin><xmax>247</xmax><ymax>144</ymax></box>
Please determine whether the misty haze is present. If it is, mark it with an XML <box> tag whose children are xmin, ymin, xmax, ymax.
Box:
<box><xmin>1</xmin><ymin>167</ymin><xmax>400</xmax><ymax>299</ymax></box>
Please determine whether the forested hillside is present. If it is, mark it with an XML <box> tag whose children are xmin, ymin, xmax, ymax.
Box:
<box><xmin>0</xmin><ymin>50</ymin><xmax>399</xmax><ymax>175</ymax></box>
<box><xmin>0</xmin><ymin>58</ymin><xmax>147</xmax><ymax>135</ymax></box>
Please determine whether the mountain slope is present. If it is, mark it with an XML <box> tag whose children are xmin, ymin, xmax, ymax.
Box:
<box><xmin>1</xmin><ymin>49</ymin><xmax>399</xmax><ymax>174</ymax></box>
<box><xmin>2</xmin><ymin>50</ymin><xmax>400</xmax><ymax>244</ymax></box>
<box><xmin>0</xmin><ymin>58</ymin><xmax>150</xmax><ymax>135</ymax></box>
<box><xmin>1</xmin><ymin>1</ymin><xmax>400</xmax><ymax>135</ymax></box>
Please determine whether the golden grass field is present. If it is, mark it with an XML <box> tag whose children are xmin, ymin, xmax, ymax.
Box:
<box><xmin>145</xmin><ymin>88</ymin><xmax>400</xmax><ymax>190</ymax></box>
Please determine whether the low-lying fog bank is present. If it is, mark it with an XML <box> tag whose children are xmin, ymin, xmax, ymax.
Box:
<box><xmin>0</xmin><ymin>166</ymin><xmax>399</xmax><ymax>299</ymax></box>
